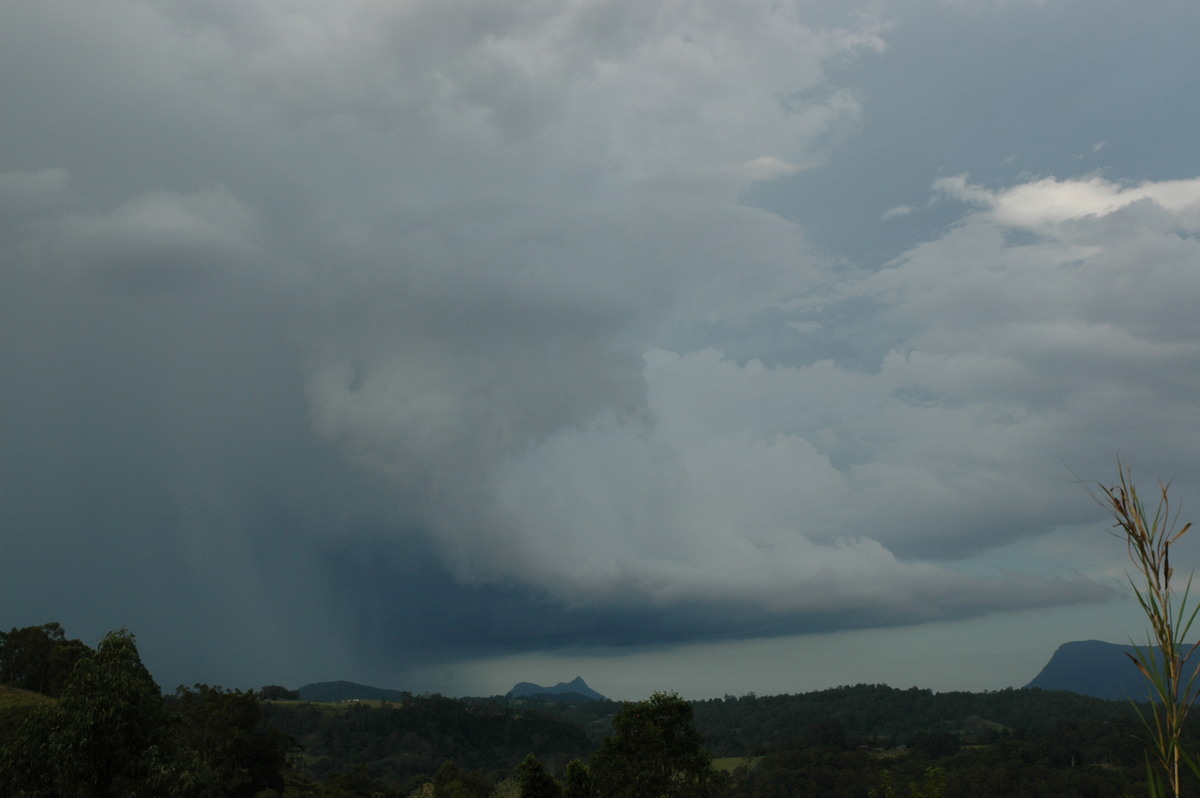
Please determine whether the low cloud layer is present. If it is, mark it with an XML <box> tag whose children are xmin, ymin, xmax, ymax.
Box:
<box><xmin>3</xmin><ymin>0</ymin><xmax>1198</xmax><ymax>691</ymax></box>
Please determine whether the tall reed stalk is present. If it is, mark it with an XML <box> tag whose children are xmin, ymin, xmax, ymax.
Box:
<box><xmin>1094</xmin><ymin>460</ymin><xmax>1199</xmax><ymax>798</ymax></box>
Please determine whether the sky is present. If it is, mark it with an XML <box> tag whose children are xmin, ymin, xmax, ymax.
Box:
<box><xmin>3</xmin><ymin>0</ymin><xmax>1200</xmax><ymax>701</ymax></box>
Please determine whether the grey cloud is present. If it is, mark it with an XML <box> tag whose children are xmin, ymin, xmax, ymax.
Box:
<box><xmin>2</xmin><ymin>0</ymin><xmax>1196</xmax><ymax>692</ymax></box>
<box><xmin>322</xmin><ymin>534</ymin><xmax>1108</xmax><ymax>669</ymax></box>
<box><xmin>0</xmin><ymin>168</ymin><xmax>69</xmax><ymax>214</ymax></box>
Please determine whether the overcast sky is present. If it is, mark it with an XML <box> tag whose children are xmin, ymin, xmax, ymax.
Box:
<box><xmin>3</xmin><ymin>0</ymin><xmax>1200</xmax><ymax>700</ymax></box>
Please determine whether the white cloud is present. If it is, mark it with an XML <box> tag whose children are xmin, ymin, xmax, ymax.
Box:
<box><xmin>466</xmin><ymin>170</ymin><xmax>1200</xmax><ymax>622</ymax></box>
<box><xmin>481</xmin><ymin>344</ymin><xmax>1105</xmax><ymax>618</ymax></box>
<box><xmin>935</xmin><ymin>173</ymin><xmax>1200</xmax><ymax>229</ymax></box>
<box><xmin>881</xmin><ymin>204</ymin><xmax>915</xmax><ymax>220</ymax></box>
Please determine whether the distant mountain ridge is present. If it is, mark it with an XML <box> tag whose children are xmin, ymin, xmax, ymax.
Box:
<box><xmin>304</xmin><ymin>647</ymin><xmax>1166</xmax><ymax>706</ymax></box>
<box><xmin>298</xmin><ymin>680</ymin><xmax>409</xmax><ymax>703</ymax></box>
<box><xmin>1025</xmin><ymin>640</ymin><xmax>1167</xmax><ymax>701</ymax></box>
<box><xmin>294</xmin><ymin>677</ymin><xmax>607</xmax><ymax>703</ymax></box>
<box><xmin>506</xmin><ymin>676</ymin><xmax>607</xmax><ymax>701</ymax></box>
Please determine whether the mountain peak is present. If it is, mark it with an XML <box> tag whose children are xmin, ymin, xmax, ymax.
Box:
<box><xmin>1025</xmin><ymin>640</ymin><xmax>1155</xmax><ymax>701</ymax></box>
<box><xmin>507</xmin><ymin>676</ymin><xmax>607</xmax><ymax>701</ymax></box>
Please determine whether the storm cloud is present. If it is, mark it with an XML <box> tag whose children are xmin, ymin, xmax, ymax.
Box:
<box><xmin>2</xmin><ymin>0</ymin><xmax>1198</xmax><ymax>694</ymax></box>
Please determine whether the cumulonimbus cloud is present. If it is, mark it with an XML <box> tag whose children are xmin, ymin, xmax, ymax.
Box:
<box><xmin>3</xmin><ymin>0</ymin><xmax>1198</xmax><ymax>687</ymax></box>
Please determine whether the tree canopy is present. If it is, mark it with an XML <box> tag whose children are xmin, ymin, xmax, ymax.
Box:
<box><xmin>0</xmin><ymin>622</ymin><xmax>92</xmax><ymax>698</ymax></box>
<box><xmin>586</xmin><ymin>691</ymin><xmax>728</xmax><ymax>798</ymax></box>
<box><xmin>0</xmin><ymin>626</ymin><xmax>291</xmax><ymax>797</ymax></box>
<box><xmin>0</xmin><ymin>628</ymin><xmax>180</xmax><ymax>796</ymax></box>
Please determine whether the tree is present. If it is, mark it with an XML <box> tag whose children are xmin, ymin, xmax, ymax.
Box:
<box><xmin>0</xmin><ymin>626</ymin><xmax>295</xmax><ymax>797</ymax></box>
<box><xmin>560</xmin><ymin>759</ymin><xmax>592</xmax><ymax>798</ymax></box>
<box><xmin>0</xmin><ymin>622</ymin><xmax>93</xmax><ymax>697</ymax></box>
<box><xmin>259</xmin><ymin>684</ymin><xmax>300</xmax><ymax>701</ymax></box>
<box><xmin>516</xmin><ymin>753</ymin><xmax>562</xmax><ymax>798</ymax></box>
<box><xmin>803</xmin><ymin>719</ymin><xmax>849</xmax><ymax>750</ymax></box>
<box><xmin>870</xmin><ymin>766</ymin><xmax>945</xmax><ymax>798</ymax></box>
<box><xmin>587</xmin><ymin>692</ymin><xmax>727</xmax><ymax>798</ymax></box>
<box><xmin>168</xmin><ymin>684</ymin><xmax>290</xmax><ymax>797</ymax></box>
<box><xmin>0</xmin><ymin>628</ymin><xmax>184</xmax><ymax>797</ymax></box>
<box><xmin>431</xmin><ymin>760</ymin><xmax>492</xmax><ymax>798</ymax></box>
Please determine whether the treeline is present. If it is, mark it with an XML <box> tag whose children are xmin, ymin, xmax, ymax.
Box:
<box><xmin>261</xmin><ymin>693</ymin><xmax>593</xmax><ymax>789</ymax></box>
<box><xmin>271</xmin><ymin>683</ymin><xmax>1179</xmax><ymax>798</ymax></box>
<box><xmin>0</xmin><ymin>622</ymin><xmax>717</xmax><ymax>797</ymax></box>
<box><xmin>0</xmin><ymin>623</ymin><xmax>290</xmax><ymax>796</ymax></box>
<box><xmin>692</xmin><ymin>682</ymin><xmax>1149</xmax><ymax>755</ymax></box>
<box><xmin>3</xmin><ymin>621</ymin><xmax>1199</xmax><ymax>797</ymax></box>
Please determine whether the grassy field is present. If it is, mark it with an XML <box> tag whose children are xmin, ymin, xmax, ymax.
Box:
<box><xmin>264</xmin><ymin>698</ymin><xmax>397</xmax><ymax>711</ymax></box>
<box><xmin>0</xmin><ymin>686</ymin><xmax>52</xmax><ymax>710</ymax></box>
<box><xmin>0</xmin><ymin>683</ymin><xmax>54</xmax><ymax>719</ymax></box>
<box><xmin>713</xmin><ymin>756</ymin><xmax>762</xmax><ymax>773</ymax></box>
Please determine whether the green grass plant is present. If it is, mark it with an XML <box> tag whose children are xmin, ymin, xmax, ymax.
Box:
<box><xmin>1093</xmin><ymin>459</ymin><xmax>1200</xmax><ymax>798</ymax></box>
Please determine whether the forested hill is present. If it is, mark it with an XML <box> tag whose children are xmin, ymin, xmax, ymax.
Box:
<box><xmin>690</xmin><ymin>683</ymin><xmax>1139</xmax><ymax>755</ymax></box>
<box><xmin>298</xmin><ymin>680</ymin><xmax>411</xmax><ymax>703</ymax></box>
<box><xmin>257</xmin><ymin>683</ymin><xmax>1152</xmax><ymax>788</ymax></box>
<box><xmin>2</xmin><ymin>620</ymin><xmax>1184</xmax><ymax>797</ymax></box>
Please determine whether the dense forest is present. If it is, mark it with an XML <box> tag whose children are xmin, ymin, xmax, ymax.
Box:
<box><xmin>2</xmin><ymin>622</ymin><xmax>1197</xmax><ymax>797</ymax></box>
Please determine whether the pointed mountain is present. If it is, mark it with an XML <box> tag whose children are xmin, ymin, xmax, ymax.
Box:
<box><xmin>506</xmin><ymin>676</ymin><xmax>607</xmax><ymax>701</ymax></box>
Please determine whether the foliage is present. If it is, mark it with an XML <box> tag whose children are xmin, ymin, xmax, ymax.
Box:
<box><xmin>1</xmin><ymin>621</ymin><xmax>1187</xmax><ymax>797</ymax></box>
<box><xmin>261</xmin><ymin>685</ymin><xmax>302</xmax><ymax>701</ymax></box>
<box><xmin>729</xmin><ymin>747</ymin><xmax>881</xmax><ymax>798</ymax></box>
<box><xmin>585</xmin><ymin>691</ymin><xmax>728</xmax><ymax>798</ymax></box>
<box><xmin>431</xmin><ymin>759</ymin><xmax>493</xmax><ymax>798</ymax></box>
<box><xmin>254</xmin><ymin>681</ymin><xmax>1170</xmax><ymax>796</ymax></box>
<box><xmin>0</xmin><ymin>622</ymin><xmax>93</xmax><ymax>698</ymax></box>
<box><xmin>691</xmin><ymin>683</ymin><xmax>1142</xmax><ymax>757</ymax></box>
<box><xmin>261</xmin><ymin>693</ymin><xmax>590</xmax><ymax>785</ymax></box>
<box><xmin>167</xmin><ymin>683</ymin><xmax>291</xmax><ymax>796</ymax></box>
<box><xmin>1094</xmin><ymin>460</ymin><xmax>1200</xmax><ymax>798</ymax></box>
<box><xmin>0</xmin><ymin>626</ymin><xmax>292</xmax><ymax>797</ymax></box>
<box><xmin>0</xmin><ymin>628</ymin><xmax>183</xmax><ymax>796</ymax></box>
<box><xmin>870</xmin><ymin>766</ymin><xmax>944</xmax><ymax>798</ymax></box>
<box><xmin>516</xmin><ymin>753</ymin><xmax>562</xmax><ymax>798</ymax></box>
<box><xmin>560</xmin><ymin>759</ymin><xmax>591</xmax><ymax>798</ymax></box>
<box><xmin>255</xmin><ymin>768</ymin><xmax>404</xmax><ymax>797</ymax></box>
<box><xmin>728</xmin><ymin>726</ymin><xmax>1150</xmax><ymax>798</ymax></box>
